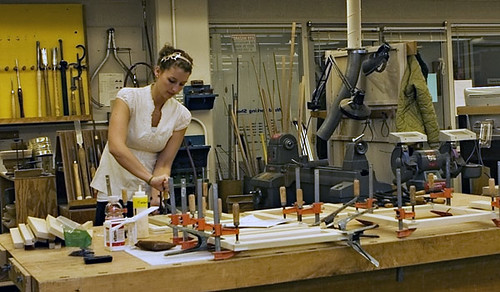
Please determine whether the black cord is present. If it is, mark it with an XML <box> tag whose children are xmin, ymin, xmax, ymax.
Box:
<box><xmin>380</xmin><ymin>113</ymin><xmax>390</xmax><ymax>137</ymax></box>
<box><xmin>183</xmin><ymin>140</ymin><xmax>198</xmax><ymax>182</ymax></box>
<box><xmin>124</xmin><ymin>62</ymin><xmax>155</xmax><ymax>88</ymax></box>
<box><xmin>361</xmin><ymin>119</ymin><xmax>374</xmax><ymax>142</ymax></box>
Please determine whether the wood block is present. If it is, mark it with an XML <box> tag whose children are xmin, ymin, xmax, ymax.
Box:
<box><xmin>46</xmin><ymin>215</ymin><xmax>64</xmax><ymax>239</ymax></box>
<box><xmin>27</xmin><ymin>216</ymin><xmax>55</xmax><ymax>240</ymax></box>
<box><xmin>17</xmin><ymin>223</ymin><xmax>35</xmax><ymax>246</ymax></box>
<box><xmin>470</xmin><ymin>200</ymin><xmax>496</xmax><ymax>210</ymax></box>
<box><xmin>9</xmin><ymin>228</ymin><xmax>24</xmax><ymax>249</ymax></box>
<box><xmin>406</xmin><ymin>41</ymin><xmax>418</xmax><ymax>56</ymax></box>
<box><xmin>56</xmin><ymin>215</ymin><xmax>81</xmax><ymax>231</ymax></box>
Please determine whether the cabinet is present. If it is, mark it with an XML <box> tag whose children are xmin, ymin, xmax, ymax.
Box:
<box><xmin>0</xmin><ymin>173</ymin><xmax>57</xmax><ymax>233</ymax></box>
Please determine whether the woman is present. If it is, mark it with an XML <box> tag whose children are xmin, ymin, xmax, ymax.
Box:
<box><xmin>91</xmin><ymin>45</ymin><xmax>193</xmax><ymax>226</ymax></box>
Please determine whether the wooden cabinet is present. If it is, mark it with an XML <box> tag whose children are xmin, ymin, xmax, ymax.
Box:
<box><xmin>0</xmin><ymin>173</ymin><xmax>57</xmax><ymax>231</ymax></box>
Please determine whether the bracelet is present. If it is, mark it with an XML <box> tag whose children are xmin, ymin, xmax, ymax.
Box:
<box><xmin>147</xmin><ymin>175</ymin><xmax>154</xmax><ymax>186</ymax></box>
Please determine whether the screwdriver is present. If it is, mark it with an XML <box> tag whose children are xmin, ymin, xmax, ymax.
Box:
<box><xmin>15</xmin><ymin>59</ymin><xmax>25</xmax><ymax>118</ymax></box>
<box><xmin>10</xmin><ymin>79</ymin><xmax>16</xmax><ymax>118</ymax></box>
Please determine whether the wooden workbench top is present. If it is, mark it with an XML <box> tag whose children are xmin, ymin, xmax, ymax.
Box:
<box><xmin>0</xmin><ymin>193</ymin><xmax>499</xmax><ymax>291</ymax></box>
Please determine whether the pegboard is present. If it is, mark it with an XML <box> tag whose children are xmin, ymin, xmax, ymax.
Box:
<box><xmin>0</xmin><ymin>4</ymin><xmax>89</xmax><ymax>120</ymax></box>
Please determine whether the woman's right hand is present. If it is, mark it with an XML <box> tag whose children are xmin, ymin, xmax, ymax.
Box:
<box><xmin>149</xmin><ymin>175</ymin><xmax>170</xmax><ymax>192</ymax></box>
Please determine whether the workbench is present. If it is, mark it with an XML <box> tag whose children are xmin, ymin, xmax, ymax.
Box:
<box><xmin>0</xmin><ymin>193</ymin><xmax>499</xmax><ymax>291</ymax></box>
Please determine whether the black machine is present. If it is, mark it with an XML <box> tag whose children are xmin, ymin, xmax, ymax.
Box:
<box><xmin>249</xmin><ymin>133</ymin><xmax>392</xmax><ymax>209</ymax></box>
<box><xmin>390</xmin><ymin>130</ymin><xmax>482</xmax><ymax>191</ymax></box>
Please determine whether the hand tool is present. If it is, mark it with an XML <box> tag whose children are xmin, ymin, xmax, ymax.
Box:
<box><xmin>59</xmin><ymin>39</ymin><xmax>70</xmax><ymax>115</ymax></box>
<box><xmin>36</xmin><ymin>41</ymin><xmax>42</xmax><ymax>117</ymax></box>
<box><xmin>75</xmin><ymin>45</ymin><xmax>87</xmax><ymax>115</ymax></box>
<box><xmin>90</xmin><ymin>28</ymin><xmax>133</xmax><ymax>107</ymax></box>
<box><xmin>92</xmin><ymin>120</ymin><xmax>102</xmax><ymax>167</ymax></box>
<box><xmin>196</xmin><ymin>179</ymin><xmax>204</xmax><ymax>219</ymax></box>
<box><xmin>295</xmin><ymin>166</ymin><xmax>303</xmax><ymax>221</ymax></box>
<box><xmin>88</xmin><ymin>146</ymin><xmax>96</xmax><ymax>179</ymax></box>
<box><xmin>212</xmin><ymin>183</ymin><xmax>221</xmax><ymax>253</ymax></box>
<box><xmin>232</xmin><ymin>203</ymin><xmax>240</xmax><ymax>243</ymax></box>
<box><xmin>280</xmin><ymin>186</ymin><xmax>287</xmax><ymax>218</ymax></box>
<box><xmin>296</xmin><ymin>189</ymin><xmax>303</xmax><ymax>222</ymax></box>
<box><xmin>70</xmin><ymin>67</ymin><xmax>77</xmax><ymax>115</ymax></box>
<box><xmin>188</xmin><ymin>194</ymin><xmax>196</xmax><ymax>218</ymax></box>
<box><xmin>168</xmin><ymin>177</ymin><xmax>179</xmax><ymax>240</ymax></box>
<box><xmin>410</xmin><ymin>185</ymin><xmax>416</xmax><ymax>217</ymax></box>
<box><xmin>75</xmin><ymin>120</ymin><xmax>92</xmax><ymax>199</ymax></box>
<box><xmin>73</xmin><ymin>147</ymin><xmax>83</xmax><ymax>200</ymax></box>
<box><xmin>15</xmin><ymin>59</ymin><xmax>25</xmax><ymax>118</ymax></box>
<box><xmin>341</xmin><ymin>225</ymin><xmax>380</xmax><ymax>267</ymax></box>
<box><xmin>52</xmin><ymin>47</ymin><xmax>60</xmax><ymax>116</ymax></box>
<box><xmin>318</xmin><ymin>196</ymin><xmax>359</xmax><ymax>227</ymax></box>
<box><xmin>180</xmin><ymin>179</ymin><xmax>188</xmax><ymax>242</ymax></box>
<box><xmin>314</xmin><ymin>169</ymin><xmax>320</xmax><ymax>224</ymax></box>
<box><xmin>41</xmin><ymin>48</ymin><xmax>52</xmax><ymax>116</ymax></box>
<box><xmin>10</xmin><ymin>79</ymin><xmax>16</xmax><ymax>118</ymax></box>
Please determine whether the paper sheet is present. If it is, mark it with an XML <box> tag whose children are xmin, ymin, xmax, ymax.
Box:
<box><xmin>125</xmin><ymin>245</ymin><xmax>213</xmax><ymax>266</ymax></box>
<box><xmin>224</xmin><ymin>214</ymin><xmax>290</xmax><ymax>228</ymax></box>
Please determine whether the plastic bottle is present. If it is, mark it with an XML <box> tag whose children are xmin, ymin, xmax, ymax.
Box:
<box><xmin>103</xmin><ymin>195</ymin><xmax>126</xmax><ymax>249</ymax></box>
<box><xmin>133</xmin><ymin>185</ymin><xmax>149</xmax><ymax>238</ymax></box>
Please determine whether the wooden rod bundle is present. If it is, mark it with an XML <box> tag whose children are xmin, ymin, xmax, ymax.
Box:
<box><xmin>285</xmin><ymin>22</ymin><xmax>297</xmax><ymax>133</ymax></box>
<box><xmin>273</xmin><ymin>52</ymin><xmax>284</xmax><ymax>132</ymax></box>
<box><xmin>229</xmin><ymin>105</ymin><xmax>253</xmax><ymax>177</ymax></box>
<box><xmin>251</xmin><ymin>57</ymin><xmax>274</xmax><ymax>137</ymax></box>
<box><xmin>263</xmin><ymin>63</ymin><xmax>277</xmax><ymax>134</ymax></box>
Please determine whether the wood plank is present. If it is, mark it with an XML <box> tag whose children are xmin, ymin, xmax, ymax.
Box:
<box><xmin>46</xmin><ymin>215</ymin><xmax>64</xmax><ymax>239</ymax></box>
<box><xmin>17</xmin><ymin>223</ymin><xmax>35</xmax><ymax>246</ymax></box>
<box><xmin>9</xmin><ymin>228</ymin><xmax>24</xmax><ymax>249</ymax></box>
<box><xmin>217</xmin><ymin>225</ymin><xmax>344</xmax><ymax>251</ymax></box>
<box><xmin>27</xmin><ymin>216</ymin><xmax>54</xmax><ymax>240</ymax></box>
<box><xmin>457</xmin><ymin>105</ymin><xmax>500</xmax><ymax>115</ymax></box>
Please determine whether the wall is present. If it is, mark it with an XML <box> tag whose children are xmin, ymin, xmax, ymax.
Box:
<box><xmin>208</xmin><ymin>0</ymin><xmax>500</xmax><ymax>23</ymax></box>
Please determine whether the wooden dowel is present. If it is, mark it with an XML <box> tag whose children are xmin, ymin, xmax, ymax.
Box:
<box><xmin>281</xmin><ymin>55</ymin><xmax>288</xmax><ymax>132</ymax></box>
<box><xmin>286</xmin><ymin>22</ymin><xmax>296</xmax><ymax>133</ymax></box>
<box><xmin>273</xmin><ymin>52</ymin><xmax>284</xmax><ymax>132</ymax></box>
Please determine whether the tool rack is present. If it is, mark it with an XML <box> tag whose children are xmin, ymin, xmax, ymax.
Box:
<box><xmin>55</xmin><ymin>129</ymin><xmax>107</xmax><ymax>209</ymax></box>
<box><xmin>0</xmin><ymin>4</ymin><xmax>91</xmax><ymax>123</ymax></box>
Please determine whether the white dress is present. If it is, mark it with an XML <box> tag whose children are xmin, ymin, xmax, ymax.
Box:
<box><xmin>90</xmin><ymin>85</ymin><xmax>191</xmax><ymax>202</ymax></box>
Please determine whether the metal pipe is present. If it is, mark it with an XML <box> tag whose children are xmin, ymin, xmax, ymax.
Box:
<box><xmin>168</xmin><ymin>177</ymin><xmax>178</xmax><ymax>238</ymax></box>
<box><xmin>212</xmin><ymin>183</ymin><xmax>221</xmax><ymax>252</ymax></box>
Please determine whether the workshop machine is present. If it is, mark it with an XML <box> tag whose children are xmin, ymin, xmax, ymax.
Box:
<box><xmin>249</xmin><ymin>133</ymin><xmax>392</xmax><ymax>209</ymax></box>
<box><xmin>389</xmin><ymin>130</ymin><xmax>482</xmax><ymax>191</ymax></box>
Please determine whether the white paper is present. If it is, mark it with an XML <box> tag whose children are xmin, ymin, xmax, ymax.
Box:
<box><xmin>125</xmin><ymin>245</ymin><xmax>213</xmax><ymax>266</ymax></box>
<box><xmin>224</xmin><ymin>214</ymin><xmax>290</xmax><ymax>228</ymax></box>
<box><xmin>454</xmin><ymin>79</ymin><xmax>473</xmax><ymax>107</ymax></box>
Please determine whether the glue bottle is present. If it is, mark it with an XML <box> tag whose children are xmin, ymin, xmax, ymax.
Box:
<box><xmin>133</xmin><ymin>185</ymin><xmax>149</xmax><ymax>238</ymax></box>
<box><xmin>103</xmin><ymin>196</ymin><xmax>126</xmax><ymax>249</ymax></box>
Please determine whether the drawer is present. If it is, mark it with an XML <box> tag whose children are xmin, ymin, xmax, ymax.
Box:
<box><xmin>8</xmin><ymin>258</ymin><xmax>31</xmax><ymax>292</ymax></box>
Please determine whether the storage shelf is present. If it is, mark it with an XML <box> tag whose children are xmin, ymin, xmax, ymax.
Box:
<box><xmin>0</xmin><ymin>115</ymin><xmax>92</xmax><ymax>126</ymax></box>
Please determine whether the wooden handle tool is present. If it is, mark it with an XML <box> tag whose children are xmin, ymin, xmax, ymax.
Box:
<box><xmin>188</xmin><ymin>194</ymin><xmax>196</xmax><ymax>216</ymax></box>
<box><xmin>78</xmin><ymin>145</ymin><xmax>92</xmax><ymax>199</ymax></box>
<box><xmin>73</xmin><ymin>160</ymin><xmax>82</xmax><ymax>200</ymax></box>
<box><xmin>353</xmin><ymin>179</ymin><xmax>360</xmax><ymax>197</ymax></box>
<box><xmin>280</xmin><ymin>186</ymin><xmax>287</xmax><ymax>218</ymax></box>
<box><xmin>296</xmin><ymin>188</ymin><xmax>303</xmax><ymax>222</ymax></box>
<box><xmin>232</xmin><ymin>203</ymin><xmax>240</xmax><ymax>242</ymax></box>
<box><xmin>36</xmin><ymin>41</ymin><xmax>42</xmax><ymax>117</ymax></box>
